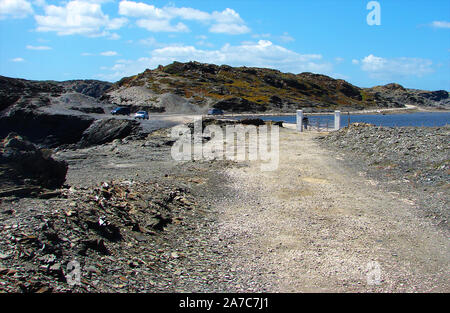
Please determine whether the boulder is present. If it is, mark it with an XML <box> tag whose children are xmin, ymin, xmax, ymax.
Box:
<box><xmin>78</xmin><ymin>118</ymin><xmax>141</xmax><ymax>148</ymax></box>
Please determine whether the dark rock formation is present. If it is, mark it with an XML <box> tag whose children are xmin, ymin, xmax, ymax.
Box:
<box><xmin>0</xmin><ymin>76</ymin><xmax>63</xmax><ymax>112</ymax></box>
<box><xmin>0</xmin><ymin>108</ymin><xmax>95</xmax><ymax>148</ymax></box>
<box><xmin>69</xmin><ymin>106</ymin><xmax>105</xmax><ymax>114</ymax></box>
<box><xmin>78</xmin><ymin>118</ymin><xmax>141</xmax><ymax>148</ymax></box>
<box><xmin>239</xmin><ymin>118</ymin><xmax>266</xmax><ymax>126</ymax></box>
<box><xmin>213</xmin><ymin>97</ymin><xmax>267</xmax><ymax>113</ymax></box>
<box><xmin>418</xmin><ymin>90</ymin><xmax>448</xmax><ymax>102</ymax></box>
<box><xmin>0</xmin><ymin>133</ymin><xmax>68</xmax><ymax>193</ymax></box>
<box><xmin>365</xmin><ymin>84</ymin><xmax>449</xmax><ymax>108</ymax></box>
<box><xmin>59</xmin><ymin>80</ymin><xmax>112</xmax><ymax>99</ymax></box>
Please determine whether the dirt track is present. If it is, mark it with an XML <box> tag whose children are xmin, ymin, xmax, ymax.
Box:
<box><xmin>216</xmin><ymin>128</ymin><xmax>449</xmax><ymax>292</ymax></box>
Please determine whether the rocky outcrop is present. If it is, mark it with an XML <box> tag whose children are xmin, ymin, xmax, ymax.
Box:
<box><xmin>0</xmin><ymin>108</ymin><xmax>95</xmax><ymax>148</ymax></box>
<box><xmin>0</xmin><ymin>76</ymin><xmax>63</xmax><ymax>112</ymax></box>
<box><xmin>213</xmin><ymin>97</ymin><xmax>267</xmax><ymax>113</ymax></box>
<box><xmin>78</xmin><ymin>118</ymin><xmax>142</xmax><ymax>148</ymax></box>
<box><xmin>59</xmin><ymin>80</ymin><xmax>112</xmax><ymax>99</ymax></box>
<box><xmin>0</xmin><ymin>76</ymin><xmax>115</xmax><ymax>148</ymax></box>
<box><xmin>0</xmin><ymin>133</ymin><xmax>68</xmax><ymax>195</ymax></box>
<box><xmin>418</xmin><ymin>90</ymin><xmax>448</xmax><ymax>102</ymax></box>
<box><xmin>365</xmin><ymin>83</ymin><xmax>449</xmax><ymax>108</ymax></box>
<box><xmin>69</xmin><ymin>106</ymin><xmax>105</xmax><ymax>114</ymax></box>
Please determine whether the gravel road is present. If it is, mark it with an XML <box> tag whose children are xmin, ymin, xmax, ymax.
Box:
<box><xmin>214</xmin><ymin>127</ymin><xmax>449</xmax><ymax>292</ymax></box>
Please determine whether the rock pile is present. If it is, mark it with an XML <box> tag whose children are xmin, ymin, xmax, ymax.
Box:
<box><xmin>0</xmin><ymin>179</ymin><xmax>197</xmax><ymax>292</ymax></box>
<box><xmin>319</xmin><ymin>124</ymin><xmax>449</xmax><ymax>186</ymax></box>
<box><xmin>317</xmin><ymin>124</ymin><xmax>449</xmax><ymax>227</ymax></box>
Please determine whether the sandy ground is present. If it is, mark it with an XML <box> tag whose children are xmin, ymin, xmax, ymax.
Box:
<box><xmin>215</xmin><ymin>127</ymin><xmax>449</xmax><ymax>292</ymax></box>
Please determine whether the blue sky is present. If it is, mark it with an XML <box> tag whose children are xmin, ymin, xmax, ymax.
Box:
<box><xmin>0</xmin><ymin>0</ymin><xmax>449</xmax><ymax>91</ymax></box>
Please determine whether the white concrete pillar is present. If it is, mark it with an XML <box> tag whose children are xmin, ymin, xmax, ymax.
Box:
<box><xmin>296</xmin><ymin>110</ymin><xmax>303</xmax><ymax>132</ymax></box>
<box><xmin>334</xmin><ymin>110</ymin><xmax>341</xmax><ymax>130</ymax></box>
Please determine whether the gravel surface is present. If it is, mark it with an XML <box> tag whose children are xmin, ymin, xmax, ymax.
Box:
<box><xmin>213</xmin><ymin>127</ymin><xmax>449</xmax><ymax>292</ymax></box>
<box><xmin>0</xmin><ymin>127</ymin><xmax>244</xmax><ymax>292</ymax></box>
<box><xmin>1</xmin><ymin>122</ymin><xmax>448</xmax><ymax>293</ymax></box>
<box><xmin>316</xmin><ymin>124</ymin><xmax>449</xmax><ymax>229</ymax></box>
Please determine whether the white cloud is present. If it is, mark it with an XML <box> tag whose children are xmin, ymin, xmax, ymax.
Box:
<box><xmin>358</xmin><ymin>54</ymin><xmax>434</xmax><ymax>79</ymax></box>
<box><xmin>165</xmin><ymin>6</ymin><xmax>210</xmax><ymax>21</ymax></box>
<box><xmin>0</xmin><ymin>0</ymin><xmax>33</xmax><ymax>19</ymax></box>
<box><xmin>98</xmin><ymin>40</ymin><xmax>331</xmax><ymax>81</ymax></box>
<box><xmin>351</xmin><ymin>59</ymin><xmax>359</xmax><ymax>65</ymax></box>
<box><xmin>106</xmin><ymin>17</ymin><xmax>128</xmax><ymax>30</ymax></box>
<box><xmin>136</xmin><ymin>19</ymin><xmax>188</xmax><ymax>32</ymax></box>
<box><xmin>118</xmin><ymin>1</ymin><xmax>169</xmax><ymax>18</ymax></box>
<box><xmin>252</xmin><ymin>33</ymin><xmax>271</xmax><ymax>39</ymax></box>
<box><xmin>118</xmin><ymin>1</ymin><xmax>250</xmax><ymax>35</ymax></box>
<box><xmin>209</xmin><ymin>23</ymin><xmax>249</xmax><ymax>35</ymax></box>
<box><xmin>11</xmin><ymin>57</ymin><xmax>25</xmax><ymax>62</ymax></box>
<box><xmin>108</xmin><ymin>32</ymin><xmax>120</xmax><ymax>40</ymax></box>
<box><xmin>279</xmin><ymin>32</ymin><xmax>294</xmax><ymax>43</ymax></box>
<box><xmin>100</xmin><ymin>50</ymin><xmax>118</xmax><ymax>56</ymax></box>
<box><xmin>430</xmin><ymin>21</ymin><xmax>450</xmax><ymax>29</ymax></box>
<box><xmin>83</xmin><ymin>51</ymin><xmax>118</xmax><ymax>56</ymax></box>
<box><xmin>206</xmin><ymin>8</ymin><xmax>250</xmax><ymax>34</ymax></box>
<box><xmin>35</xmin><ymin>1</ymin><xmax>127</xmax><ymax>37</ymax></box>
<box><xmin>26</xmin><ymin>44</ymin><xmax>51</xmax><ymax>50</ymax></box>
<box><xmin>196</xmin><ymin>37</ymin><xmax>214</xmax><ymax>48</ymax></box>
<box><xmin>139</xmin><ymin>36</ymin><xmax>157</xmax><ymax>46</ymax></box>
<box><xmin>32</xmin><ymin>0</ymin><xmax>45</xmax><ymax>7</ymax></box>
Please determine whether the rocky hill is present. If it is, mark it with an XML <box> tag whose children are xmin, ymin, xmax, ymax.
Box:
<box><xmin>365</xmin><ymin>83</ymin><xmax>449</xmax><ymax>109</ymax></box>
<box><xmin>0</xmin><ymin>62</ymin><xmax>448</xmax><ymax>147</ymax></box>
<box><xmin>102</xmin><ymin>61</ymin><xmax>449</xmax><ymax>113</ymax></box>
<box><xmin>1</xmin><ymin>62</ymin><xmax>449</xmax><ymax>117</ymax></box>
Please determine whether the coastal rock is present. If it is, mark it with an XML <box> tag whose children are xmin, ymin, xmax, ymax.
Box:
<box><xmin>366</xmin><ymin>84</ymin><xmax>449</xmax><ymax>108</ymax></box>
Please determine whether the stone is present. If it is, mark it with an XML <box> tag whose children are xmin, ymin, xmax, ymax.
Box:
<box><xmin>0</xmin><ymin>133</ymin><xmax>68</xmax><ymax>191</ymax></box>
<box><xmin>78</xmin><ymin>118</ymin><xmax>141</xmax><ymax>148</ymax></box>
